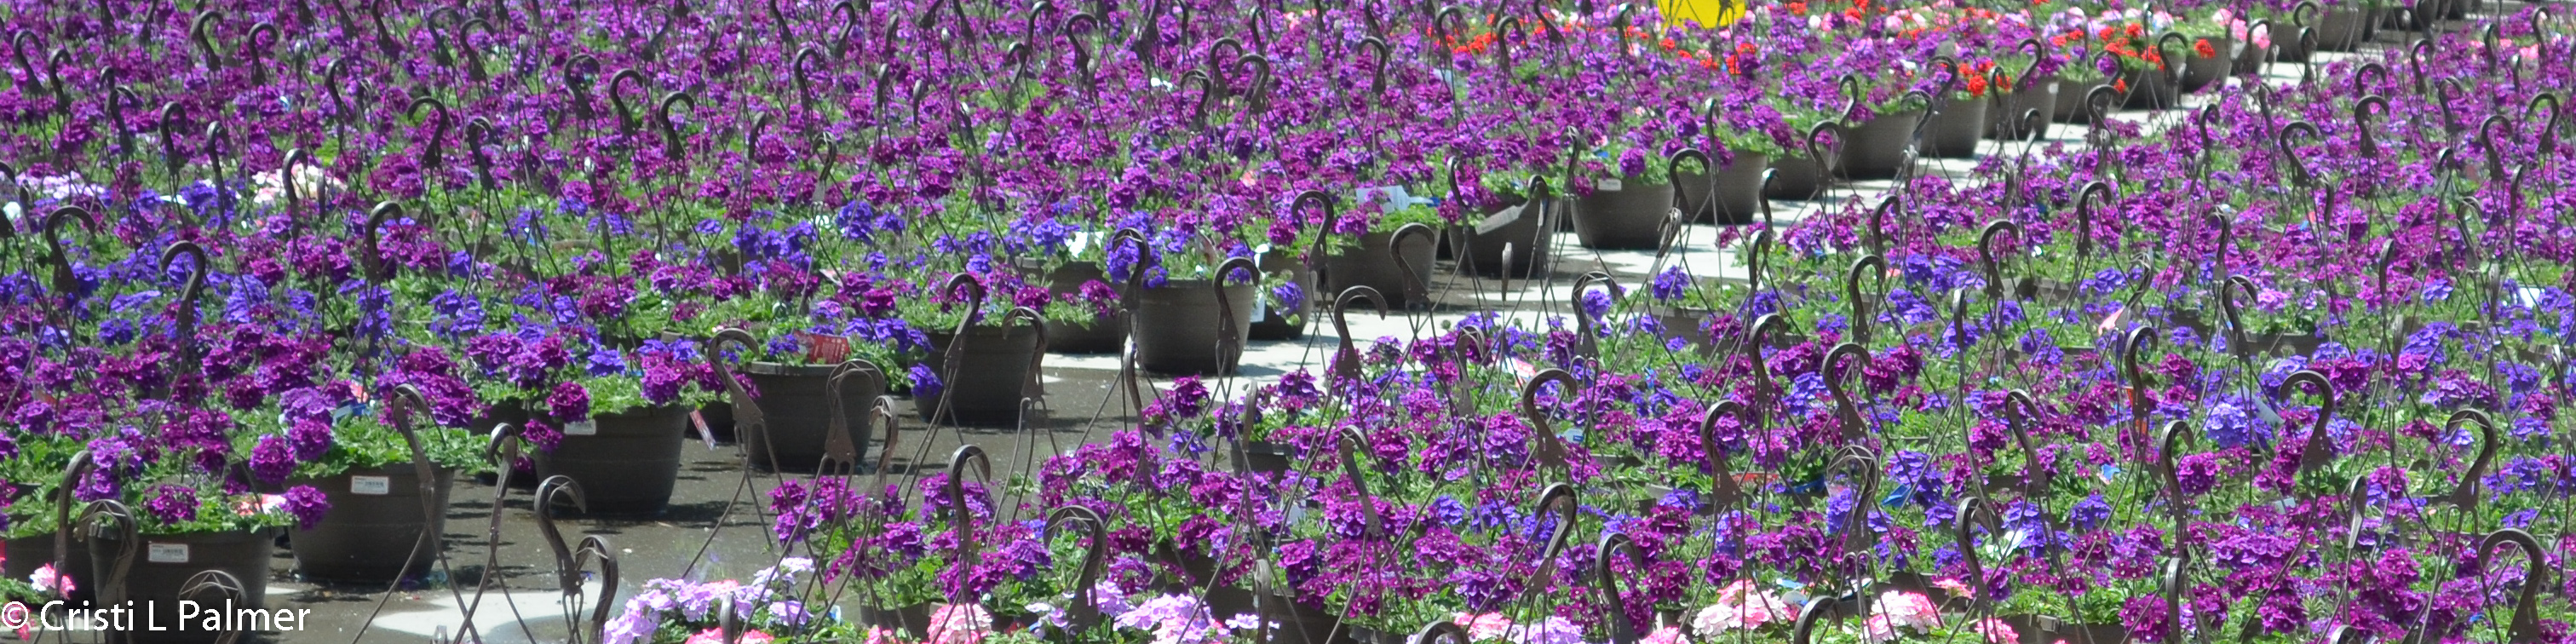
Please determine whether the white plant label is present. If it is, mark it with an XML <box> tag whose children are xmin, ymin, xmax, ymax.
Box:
<box><xmin>148</xmin><ymin>543</ymin><xmax>189</xmax><ymax>564</ymax></box>
<box><xmin>351</xmin><ymin>475</ymin><xmax>392</xmax><ymax>496</ymax></box>
<box><xmin>1599</xmin><ymin>178</ymin><xmax>1624</xmax><ymax>192</ymax></box>
<box><xmin>564</xmin><ymin>420</ymin><xmax>599</xmax><ymax>436</ymax></box>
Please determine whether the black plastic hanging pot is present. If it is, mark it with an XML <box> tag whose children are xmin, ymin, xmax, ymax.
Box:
<box><xmin>2123</xmin><ymin>34</ymin><xmax>2189</xmax><ymax>109</ymax></box>
<box><xmin>1765</xmin><ymin>155</ymin><xmax>1826</xmax><ymax>199</ymax></box>
<box><xmin>1132</xmin><ymin>277</ymin><xmax>1257</xmax><ymax>376</ymax></box>
<box><xmin>2182</xmin><ymin>35</ymin><xmax>2236</xmax><ymax>91</ymax></box>
<box><xmin>1923</xmin><ymin>96</ymin><xmax>1990</xmax><ymax>158</ymax></box>
<box><xmin>1322</xmin><ymin>229</ymin><xmax>1435</xmax><ymax>308</ymax></box>
<box><xmin>1248</xmin><ymin>250</ymin><xmax>1312</xmax><ymax>340</ymax></box>
<box><xmin>2280</xmin><ymin>2</ymin><xmax>2368</xmax><ymax>57</ymax></box>
<box><xmin>860</xmin><ymin>603</ymin><xmax>936</xmax><ymax>640</ymax></box>
<box><xmin>742</xmin><ymin>362</ymin><xmax>885</xmax><ymax>469</ymax></box>
<box><xmin>1675</xmin><ymin>152</ymin><xmax>1767</xmax><ymax>224</ymax></box>
<box><xmin>1036</xmin><ymin>261</ymin><xmax>1127</xmax><ymax>354</ymax></box>
<box><xmin>289</xmin><ymin>465</ymin><xmax>457</xmax><ymax>583</ymax></box>
<box><xmin>2054</xmin><ymin>78</ymin><xmax>2106</xmax><ymax>123</ymax></box>
<box><xmin>1460</xmin><ymin>194</ymin><xmax>1561</xmax><ymax>278</ymax></box>
<box><xmin>534</xmin><ymin>404</ymin><xmax>691</xmax><ymax>516</ymax></box>
<box><xmin>1837</xmin><ymin>108</ymin><xmax>1923</xmax><ymax>179</ymax></box>
<box><xmin>1988</xmin><ymin>82</ymin><xmax>2056</xmax><ymax>140</ymax></box>
<box><xmin>923</xmin><ymin>323</ymin><xmax>1044</xmax><ymax>425</ymax></box>
<box><xmin>1572</xmin><ymin>178</ymin><xmax>1676</xmax><ymax>250</ymax></box>
<box><xmin>88</xmin><ymin>526</ymin><xmax>278</xmax><ymax>644</ymax></box>
<box><xmin>4</xmin><ymin>533</ymin><xmax>95</xmax><ymax>603</ymax></box>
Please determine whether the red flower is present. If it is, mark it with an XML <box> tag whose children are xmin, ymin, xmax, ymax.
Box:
<box><xmin>2114</xmin><ymin>78</ymin><xmax>2130</xmax><ymax>94</ymax></box>
<box><xmin>2194</xmin><ymin>38</ymin><xmax>2217</xmax><ymax>58</ymax></box>
<box><xmin>1787</xmin><ymin>2</ymin><xmax>1807</xmax><ymax>14</ymax></box>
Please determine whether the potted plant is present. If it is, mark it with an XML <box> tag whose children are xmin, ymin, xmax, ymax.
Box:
<box><xmin>526</xmin><ymin>337</ymin><xmax>725</xmax><ymax>516</ymax></box>
<box><xmin>0</xmin><ymin>434</ymin><xmax>95</xmax><ymax>602</ymax></box>
<box><xmin>598</xmin><ymin>557</ymin><xmax>854</xmax><ymax>644</ymax></box>
<box><xmin>77</xmin><ymin>403</ymin><xmax>326</xmax><ymax>644</ymax></box>
<box><xmin>1322</xmin><ymin>193</ymin><xmax>1442</xmax><ymax>308</ymax></box>
<box><xmin>696</xmin><ymin>292</ymin><xmax>898</xmax><ymax>471</ymax></box>
<box><xmin>894</xmin><ymin>272</ymin><xmax>1049</xmax><ymax>426</ymax></box>
<box><xmin>243</xmin><ymin>383</ymin><xmax>489</xmax><ymax>583</ymax></box>
<box><xmin>1116</xmin><ymin>232</ymin><xmax>1268</xmax><ymax>377</ymax></box>
<box><xmin>1003</xmin><ymin>212</ymin><xmax>1132</xmax><ymax>354</ymax></box>
<box><xmin>1572</xmin><ymin>143</ymin><xmax>1682</xmax><ymax>251</ymax></box>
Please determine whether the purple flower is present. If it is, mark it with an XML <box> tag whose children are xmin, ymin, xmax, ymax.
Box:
<box><xmin>549</xmin><ymin>382</ymin><xmax>593</xmax><ymax>423</ymax></box>
<box><xmin>147</xmin><ymin>485</ymin><xmax>198</xmax><ymax>525</ymax></box>
<box><xmin>250</xmin><ymin>435</ymin><xmax>295</xmax><ymax>485</ymax></box>
<box><xmin>2120</xmin><ymin>596</ymin><xmax>2169</xmax><ymax>642</ymax></box>
<box><xmin>281</xmin><ymin>486</ymin><xmax>331</xmax><ymax>530</ymax></box>
<box><xmin>2067</xmin><ymin>492</ymin><xmax>2112</xmax><ymax>532</ymax></box>
<box><xmin>1273</xmin><ymin>281</ymin><xmax>1305</xmax><ymax>314</ymax></box>
<box><xmin>641</xmin><ymin>365</ymin><xmax>685</xmax><ymax>405</ymax></box>
<box><xmin>1580</xmin><ymin>289</ymin><xmax>1613</xmax><ymax>320</ymax></box>
<box><xmin>1650</xmin><ymin>267</ymin><xmax>1689</xmax><ymax>302</ymax></box>
<box><xmin>288</xmin><ymin>418</ymin><xmax>334</xmax><ymax>462</ymax></box>
<box><xmin>911</xmin><ymin>364</ymin><xmax>944</xmax><ymax>401</ymax></box>
<box><xmin>522</xmin><ymin>419</ymin><xmax>565</xmax><ymax>452</ymax></box>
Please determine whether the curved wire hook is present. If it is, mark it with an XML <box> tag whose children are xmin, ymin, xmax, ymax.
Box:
<box><xmin>1978</xmin><ymin>220</ymin><xmax>2022</xmax><ymax>301</ymax></box>
<box><xmin>944</xmin><ymin>444</ymin><xmax>993</xmax><ymax>602</ymax></box>
<box><xmin>43</xmin><ymin>206</ymin><xmax>97</xmax><ymax>299</ymax></box>
<box><xmin>1846</xmin><ymin>255</ymin><xmax>1885</xmax><ymax>345</ymax></box>
<box><xmin>158</xmin><ymin>241</ymin><xmax>210</xmax><ymax>374</ymax></box>
<box><xmin>1821</xmin><ymin>342</ymin><xmax>1872</xmax><ymax>440</ymax></box>
<box><xmin>1701</xmin><ymin>400</ymin><xmax>1751</xmax><ymax>508</ymax></box>
<box><xmin>2438</xmin><ymin>409</ymin><xmax>2500</xmax><ymax>511</ymax></box>
<box><xmin>532</xmin><ymin>475</ymin><xmax>589</xmax><ymax>595</ymax></box>
<box><xmin>2474</xmin><ymin>528</ymin><xmax>2546</xmax><ymax>643</ymax></box>
<box><xmin>1331</xmin><ymin>285</ymin><xmax>1388</xmax><ymax>393</ymax></box>
<box><xmin>2278</xmin><ymin>370</ymin><xmax>2337</xmax><ymax>484</ymax></box>
<box><xmin>1521</xmin><ymin>369</ymin><xmax>1580</xmax><ymax>471</ymax></box>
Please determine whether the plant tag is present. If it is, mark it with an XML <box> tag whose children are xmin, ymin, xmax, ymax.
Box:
<box><xmin>692</xmin><ymin>411</ymin><xmax>717</xmax><ymax>449</ymax></box>
<box><xmin>1355</xmin><ymin>186</ymin><xmax>1421</xmax><ymax>210</ymax></box>
<box><xmin>564</xmin><ymin>419</ymin><xmax>599</xmax><ymax>436</ymax></box>
<box><xmin>147</xmin><ymin>543</ymin><xmax>189</xmax><ymax>564</ymax></box>
<box><xmin>351</xmin><ymin>475</ymin><xmax>392</xmax><ymax>496</ymax></box>
<box><xmin>1508</xmin><ymin>358</ymin><xmax>1538</xmax><ymax>388</ymax></box>
<box><xmin>1476</xmin><ymin>204</ymin><xmax>1525</xmax><ymax>235</ymax></box>
<box><xmin>802</xmin><ymin>332</ymin><xmax>853</xmax><ymax>364</ymax></box>
<box><xmin>1599</xmin><ymin>178</ymin><xmax>1624</xmax><ymax>192</ymax></box>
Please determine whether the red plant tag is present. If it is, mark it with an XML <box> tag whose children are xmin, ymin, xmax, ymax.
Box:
<box><xmin>802</xmin><ymin>332</ymin><xmax>852</xmax><ymax>364</ymax></box>
<box><xmin>690</xmin><ymin>411</ymin><xmax>717</xmax><ymax>450</ymax></box>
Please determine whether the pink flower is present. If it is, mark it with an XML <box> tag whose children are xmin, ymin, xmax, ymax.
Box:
<box><xmin>928</xmin><ymin>603</ymin><xmax>993</xmax><ymax>644</ymax></box>
<box><xmin>1876</xmin><ymin>590</ymin><xmax>1941</xmax><ymax>630</ymax></box>
<box><xmin>1691</xmin><ymin>580</ymin><xmax>1790</xmax><ymax>634</ymax></box>
<box><xmin>863</xmin><ymin>627</ymin><xmax>906</xmax><ymax>644</ymax></box>
<box><xmin>1931</xmin><ymin>577</ymin><xmax>1975</xmax><ymax>600</ymax></box>
<box><xmin>1860</xmin><ymin>616</ymin><xmax>1900</xmax><ymax>643</ymax></box>
<box><xmin>686</xmin><ymin>628</ymin><xmax>776</xmax><ymax>644</ymax></box>
<box><xmin>1643</xmin><ymin>625</ymin><xmax>1690</xmax><ymax>644</ymax></box>
<box><xmin>1453</xmin><ymin>612</ymin><xmax>1516</xmax><ymax>641</ymax></box>
<box><xmin>29</xmin><ymin>564</ymin><xmax>72</xmax><ymax>595</ymax></box>
<box><xmin>1972</xmin><ymin>618</ymin><xmax>2019</xmax><ymax>644</ymax></box>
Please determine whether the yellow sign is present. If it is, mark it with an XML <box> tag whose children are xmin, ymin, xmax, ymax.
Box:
<box><xmin>1658</xmin><ymin>0</ymin><xmax>1746</xmax><ymax>28</ymax></box>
